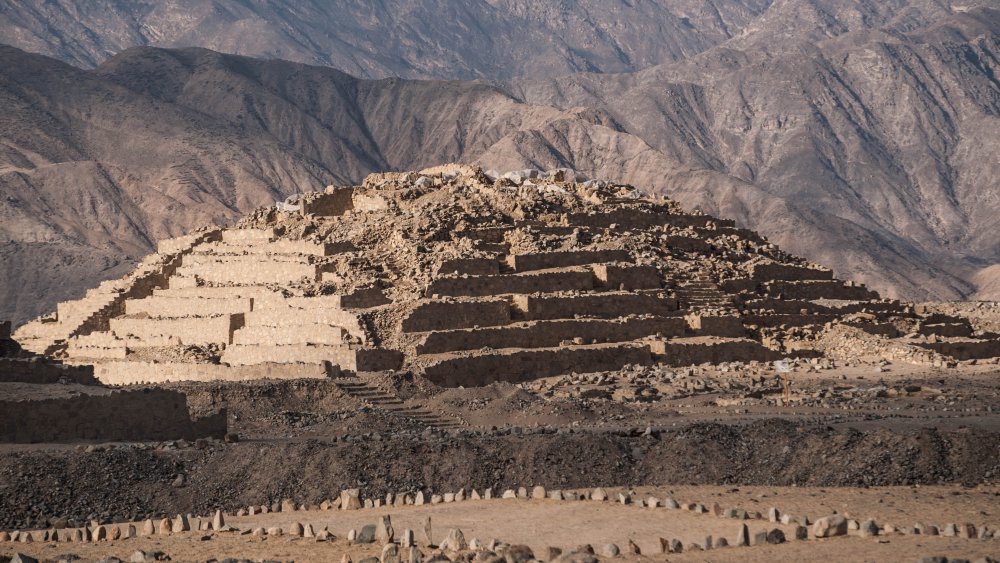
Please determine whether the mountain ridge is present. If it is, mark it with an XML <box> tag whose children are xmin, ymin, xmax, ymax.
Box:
<box><xmin>1</xmin><ymin>0</ymin><xmax>999</xmax><ymax>324</ymax></box>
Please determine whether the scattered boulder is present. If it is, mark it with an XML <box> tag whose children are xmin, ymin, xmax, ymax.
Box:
<box><xmin>342</xmin><ymin>489</ymin><xmax>363</xmax><ymax>510</ymax></box>
<box><xmin>440</xmin><ymin>528</ymin><xmax>467</xmax><ymax>552</ymax></box>
<box><xmin>357</xmin><ymin>524</ymin><xmax>377</xmax><ymax>544</ymax></box>
<box><xmin>812</xmin><ymin>515</ymin><xmax>848</xmax><ymax>538</ymax></box>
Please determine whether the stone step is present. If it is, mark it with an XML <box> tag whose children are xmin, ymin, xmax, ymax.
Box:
<box><xmin>740</xmin><ymin>314</ymin><xmax>840</xmax><ymax>329</ymax></box>
<box><xmin>153</xmin><ymin>286</ymin><xmax>281</xmax><ymax>299</ymax></box>
<box><xmin>513</xmin><ymin>291</ymin><xmax>678</xmax><ymax>320</ymax></box>
<box><xmin>93</xmin><ymin>361</ymin><xmax>337</xmax><ymax>385</ymax></box>
<box><xmin>593</xmin><ymin>264</ymin><xmax>662</xmax><ymax>290</ymax></box>
<box><xmin>221</xmin><ymin>228</ymin><xmax>276</xmax><ymax>242</ymax></box>
<box><xmin>400</xmin><ymin>299</ymin><xmax>512</xmax><ymax>332</ymax></box>
<box><xmin>331</xmin><ymin>379</ymin><xmax>463</xmax><ymax>428</ymax></box>
<box><xmin>649</xmin><ymin>337</ymin><xmax>780</xmax><ymax>366</ymax></box>
<box><xmin>425</xmin><ymin>269</ymin><xmax>594</xmax><ymax>298</ymax></box>
<box><xmin>193</xmin><ymin>239</ymin><xmax>353</xmax><ymax>257</ymax></box>
<box><xmin>232</xmin><ymin>324</ymin><xmax>347</xmax><ymax>346</ymax></box>
<box><xmin>912</xmin><ymin>338</ymin><xmax>1000</xmax><ymax>360</ymax></box>
<box><xmin>437</xmin><ymin>257</ymin><xmax>501</xmax><ymax>276</ymax></box>
<box><xmin>244</xmin><ymin>307</ymin><xmax>360</xmax><ymax>329</ymax></box>
<box><xmin>749</xmin><ymin>262</ymin><xmax>833</xmax><ymax>282</ymax></box>
<box><xmin>126</xmin><ymin>296</ymin><xmax>253</xmax><ymax>317</ymax></box>
<box><xmin>109</xmin><ymin>314</ymin><xmax>243</xmax><ymax>346</ymax></box>
<box><xmin>506</xmin><ymin>249</ymin><xmax>631</xmax><ymax>272</ymax></box>
<box><xmin>182</xmin><ymin>253</ymin><xmax>314</xmax><ymax>267</ymax></box>
<box><xmin>174</xmin><ymin>261</ymin><xmax>320</xmax><ymax>285</ymax></box>
<box><xmin>221</xmin><ymin>344</ymin><xmax>402</xmax><ymax>372</ymax></box>
<box><xmin>414</xmin><ymin>317</ymin><xmax>686</xmax><ymax>354</ymax></box>
<box><xmin>563</xmin><ymin>209</ymin><xmax>732</xmax><ymax>230</ymax></box>
<box><xmin>764</xmin><ymin>280</ymin><xmax>878</xmax><ymax>301</ymax></box>
<box><xmin>420</xmin><ymin>342</ymin><xmax>653</xmax><ymax>387</ymax></box>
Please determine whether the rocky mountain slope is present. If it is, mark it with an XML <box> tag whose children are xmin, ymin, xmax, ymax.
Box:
<box><xmin>0</xmin><ymin>0</ymin><xmax>770</xmax><ymax>79</ymax></box>
<box><xmin>0</xmin><ymin>44</ymin><xmax>720</xmax><ymax>324</ymax></box>
<box><xmin>1</xmin><ymin>1</ymin><xmax>998</xmax><ymax>324</ymax></box>
<box><xmin>510</xmin><ymin>2</ymin><xmax>1000</xmax><ymax>302</ymax></box>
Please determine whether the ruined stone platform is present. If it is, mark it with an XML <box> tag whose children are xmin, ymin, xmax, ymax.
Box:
<box><xmin>14</xmin><ymin>164</ymin><xmax>1000</xmax><ymax>386</ymax></box>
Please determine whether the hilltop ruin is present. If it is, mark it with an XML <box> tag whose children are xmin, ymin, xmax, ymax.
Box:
<box><xmin>14</xmin><ymin>165</ymin><xmax>1000</xmax><ymax>386</ymax></box>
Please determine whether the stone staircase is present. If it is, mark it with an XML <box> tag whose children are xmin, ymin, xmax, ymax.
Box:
<box><xmin>676</xmin><ymin>276</ymin><xmax>733</xmax><ymax>310</ymax></box>
<box><xmin>332</xmin><ymin>376</ymin><xmax>464</xmax><ymax>429</ymax></box>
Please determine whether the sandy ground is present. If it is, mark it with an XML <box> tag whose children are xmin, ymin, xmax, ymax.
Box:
<box><xmin>3</xmin><ymin>485</ymin><xmax>998</xmax><ymax>563</ymax></box>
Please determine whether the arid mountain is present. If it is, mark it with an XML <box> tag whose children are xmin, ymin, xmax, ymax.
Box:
<box><xmin>0</xmin><ymin>0</ymin><xmax>770</xmax><ymax>79</ymax></box>
<box><xmin>0</xmin><ymin>44</ymin><xmax>720</xmax><ymax>324</ymax></box>
<box><xmin>1</xmin><ymin>1</ymin><xmax>999</xmax><ymax>325</ymax></box>
<box><xmin>509</xmin><ymin>2</ymin><xmax>1000</xmax><ymax>302</ymax></box>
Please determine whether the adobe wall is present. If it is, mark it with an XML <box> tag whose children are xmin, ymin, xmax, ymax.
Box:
<box><xmin>423</xmin><ymin>344</ymin><xmax>653</xmax><ymax>387</ymax></box>
<box><xmin>0</xmin><ymin>389</ymin><xmax>226</xmax><ymax>443</ymax></box>
<box><xmin>0</xmin><ymin>358</ymin><xmax>97</xmax><ymax>384</ymax></box>
<box><xmin>400</xmin><ymin>300</ymin><xmax>511</xmax><ymax>332</ymax></box>
<box><xmin>94</xmin><ymin>361</ymin><xmax>336</xmax><ymax>386</ymax></box>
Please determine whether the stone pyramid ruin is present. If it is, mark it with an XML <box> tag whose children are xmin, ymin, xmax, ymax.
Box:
<box><xmin>15</xmin><ymin>164</ymin><xmax>1000</xmax><ymax>386</ymax></box>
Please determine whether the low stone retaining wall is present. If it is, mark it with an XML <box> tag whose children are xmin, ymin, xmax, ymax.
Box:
<box><xmin>0</xmin><ymin>389</ymin><xmax>225</xmax><ymax>443</ymax></box>
<box><xmin>93</xmin><ymin>361</ymin><xmax>337</xmax><ymax>386</ymax></box>
<box><xmin>0</xmin><ymin>357</ymin><xmax>97</xmax><ymax>384</ymax></box>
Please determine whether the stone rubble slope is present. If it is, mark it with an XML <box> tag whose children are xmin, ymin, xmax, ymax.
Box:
<box><xmin>15</xmin><ymin>164</ymin><xmax>1000</xmax><ymax>387</ymax></box>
